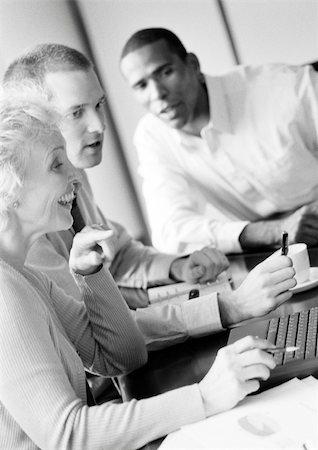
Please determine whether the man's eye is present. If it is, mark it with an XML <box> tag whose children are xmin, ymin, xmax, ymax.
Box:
<box><xmin>66</xmin><ymin>109</ymin><xmax>83</xmax><ymax>120</ymax></box>
<box><xmin>134</xmin><ymin>82</ymin><xmax>147</xmax><ymax>91</ymax></box>
<box><xmin>97</xmin><ymin>97</ymin><xmax>106</xmax><ymax>109</ymax></box>
<box><xmin>162</xmin><ymin>67</ymin><xmax>173</xmax><ymax>77</ymax></box>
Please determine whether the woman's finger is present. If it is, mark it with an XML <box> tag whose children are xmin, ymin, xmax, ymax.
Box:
<box><xmin>237</xmin><ymin>348</ymin><xmax>276</xmax><ymax>370</ymax></box>
<box><xmin>232</xmin><ymin>335</ymin><xmax>270</xmax><ymax>354</ymax></box>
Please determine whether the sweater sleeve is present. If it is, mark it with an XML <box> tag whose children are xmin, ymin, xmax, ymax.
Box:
<box><xmin>0</xmin><ymin>263</ymin><xmax>206</xmax><ymax>450</ymax></box>
<box><xmin>47</xmin><ymin>266</ymin><xmax>148</xmax><ymax>376</ymax></box>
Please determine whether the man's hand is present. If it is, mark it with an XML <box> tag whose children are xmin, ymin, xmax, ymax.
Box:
<box><xmin>239</xmin><ymin>202</ymin><xmax>318</xmax><ymax>250</ymax></box>
<box><xmin>280</xmin><ymin>203</ymin><xmax>318</xmax><ymax>246</ymax></box>
<box><xmin>69</xmin><ymin>225</ymin><xmax>115</xmax><ymax>276</ymax></box>
<box><xmin>169</xmin><ymin>246</ymin><xmax>229</xmax><ymax>284</ymax></box>
<box><xmin>218</xmin><ymin>252</ymin><xmax>296</xmax><ymax>327</ymax></box>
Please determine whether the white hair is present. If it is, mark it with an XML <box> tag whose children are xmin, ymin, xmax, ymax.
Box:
<box><xmin>0</xmin><ymin>82</ymin><xmax>60</xmax><ymax>230</ymax></box>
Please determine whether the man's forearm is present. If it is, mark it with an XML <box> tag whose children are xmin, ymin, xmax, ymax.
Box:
<box><xmin>217</xmin><ymin>291</ymin><xmax>240</xmax><ymax>328</ymax></box>
<box><xmin>239</xmin><ymin>220</ymin><xmax>282</xmax><ymax>250</ymax></box>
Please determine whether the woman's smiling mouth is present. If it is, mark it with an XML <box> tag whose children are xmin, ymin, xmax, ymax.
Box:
<box><xmin>58</xmin><ymin>190</ymin><xmax>76</xmax><ymax>206</ymax></box>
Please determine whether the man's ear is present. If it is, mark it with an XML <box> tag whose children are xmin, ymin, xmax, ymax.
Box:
<box><xmin>186</xmin><ymin>53</ymin><xmax>201</xmax><ymax>74</ymax></box>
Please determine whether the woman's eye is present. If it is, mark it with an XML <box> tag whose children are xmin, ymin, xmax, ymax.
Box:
<box><xmin>52</xmin><ymin>161</ymin><xmax>63</xmax><ymax>170</ymax></box>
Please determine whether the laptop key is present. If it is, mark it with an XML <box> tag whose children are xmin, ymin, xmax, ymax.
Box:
<box><xmin>275</xmin><ymin>317</ymin><xmax>289</xmax><ymax>365</ymax></box>
<box><xmin>305</xmin><ymin>307</ymin><xmax>318</xmax><ymax>359</ymax></box>
<box><xmin>284</xmin><ymin>314</ymin><xmax>299</xmax><ymax>363</ymax></box>
<box><xmin>267</xmin><ymin>317</ymin><xmax>279</xmax><ymax>344</ymax></box>
<box><xmin>295</xmin><ymin>310</ymin><xmax>309</xmax><ymax>360</ymax></box>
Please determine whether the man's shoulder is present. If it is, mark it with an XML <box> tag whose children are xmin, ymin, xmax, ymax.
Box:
<box><xmin>216</xmin><ymin>63</ymin><xmax>307</xmax><ymax>85</ymax></box>
<box><xmin>205</xmin><ymin>63</ymin><xmax>310</xmax><ymax>103</ymax></box>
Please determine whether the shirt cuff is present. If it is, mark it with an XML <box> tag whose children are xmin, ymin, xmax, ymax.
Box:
<box><xmin>212</xmin><ymin>221</ymin><xmax>249</xmax><ymax>254</ymax></box>
<box><xmin>181</xmin><ymin>293</ymin><xmax>224</xmax><ymax>337</ymax></box>
<box><xmin>147</xmin><ymin>253</ymin><xmax>179</xmax><ymax>286</ymax></box>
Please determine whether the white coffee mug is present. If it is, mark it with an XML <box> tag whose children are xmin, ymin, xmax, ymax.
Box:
<box><xmin>287</xmin><ymin>243</ymin><xmax>310</xmax><ymax>284</ymax></box>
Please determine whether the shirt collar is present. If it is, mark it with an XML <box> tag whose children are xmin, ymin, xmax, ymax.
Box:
<box><xmin>202</xmin><ymin>74</ymin><xmax>232</xmax><ymax>135</ymax></box>
<box><xmin>172</xmin><ymin>73</ymin><xmax>232</xmax><ymax>147</ymax></box>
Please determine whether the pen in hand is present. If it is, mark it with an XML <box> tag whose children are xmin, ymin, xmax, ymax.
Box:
<box><xmin>264</xmin><ymin>346</ymin><xmax>299</xmax><ymax>354</ymax></box>
<box><xmin>281</xmin><ymin>231</ymin><xmax>289</xmax><ymax>256</ymax></box>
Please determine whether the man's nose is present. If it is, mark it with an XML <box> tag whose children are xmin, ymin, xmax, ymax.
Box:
<box><xmin>87</xmin><ymin>109</ymin><xmax>106</xmax><ymax>134</ymax></box>
<box><xmin>149</xmin><ymin>79</ymin><xmax>167</xmax><ymax>101</ymax></box>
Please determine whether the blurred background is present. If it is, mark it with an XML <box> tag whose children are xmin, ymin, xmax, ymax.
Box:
<box><xmin>0</xmin><ymin>0</ymin><xmax>317</xmax><ymax>245</ymax></box>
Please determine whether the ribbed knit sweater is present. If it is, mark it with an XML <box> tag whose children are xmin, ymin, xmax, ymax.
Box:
<box><xmin>0</xmin><ymin>260</ymin><xmax>205</xmax><ymax>449</ymax></box>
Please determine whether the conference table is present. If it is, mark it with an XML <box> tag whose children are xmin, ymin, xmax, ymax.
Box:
<box><xmin>119</xmin><ymin>247</ymin><xmax>318</xmax><ymax>450</ymax></box>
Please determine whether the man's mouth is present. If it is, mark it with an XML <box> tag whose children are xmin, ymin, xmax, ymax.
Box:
<box><xmin>160</xmin><ymin>103</ymin><xmax>181</xmax><ymax>118</ymax></box>
<box><xmin>85</xmin><ymin>139</ymin><xmax>103</xmax><ymax>150</ymax></box>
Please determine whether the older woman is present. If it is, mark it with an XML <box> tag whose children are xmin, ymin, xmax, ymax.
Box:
<box><xmin>0</xmin><ymin>87</ymin><xmax>277</xmax><ymax>450</ymax></box>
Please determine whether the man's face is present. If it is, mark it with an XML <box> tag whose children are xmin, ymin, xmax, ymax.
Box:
<box><xmin>120</xmin><ymin>39</ymin><xmax>201</xmax><ymax>130</ymax></box>
<box><xmin>45</xmin><ymin>68</ymin><xmax>106</xmax><ymax>169</ymax></box>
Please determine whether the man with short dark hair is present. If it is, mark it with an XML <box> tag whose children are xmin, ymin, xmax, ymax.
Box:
<box><xmin>120</xmin><ymin>27</ymin><xmax>318</xmax><ymax>255</ymax></box>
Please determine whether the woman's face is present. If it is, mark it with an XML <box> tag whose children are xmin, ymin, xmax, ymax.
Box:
<box><xmin>18</xmin><ymin>127</ymin><xmax>80</xmax><ymax>238</ymax></box>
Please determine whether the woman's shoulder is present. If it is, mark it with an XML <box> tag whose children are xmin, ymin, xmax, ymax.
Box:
<box><xmin>0</xmin><ymin>260</ymin><xmax>49</xmax><ymax>322</ymax></box>
<box><xmin>23</xmin><ymin>264</ymin><xmax>52</xmax><ymax>297</ymax></box>
<box><xmin>0</xmin><ymin>258</ymin><xmax>27</xmax><ymax>287</ymax></box>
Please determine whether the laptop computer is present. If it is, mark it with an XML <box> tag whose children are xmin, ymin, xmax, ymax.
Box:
<box><xmin>227</xmin><ymin>305</ymin><xmax>318</xmax><ymax>391</ymax></box>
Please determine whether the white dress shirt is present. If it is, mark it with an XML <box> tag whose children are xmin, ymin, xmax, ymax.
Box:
<box><xmin>135</xmin><ymin>64</ymin><xmax>318</xmax><ymax>254</ymax></box>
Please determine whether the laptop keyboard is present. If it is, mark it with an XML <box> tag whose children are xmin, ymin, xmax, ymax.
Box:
<box><xmin>266</xmin><ymin>306</ymin><xmax>318</xmax><ymax>365</ymax></box>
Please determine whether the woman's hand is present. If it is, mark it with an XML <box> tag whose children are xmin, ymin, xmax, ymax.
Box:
<box><xmin>69</xmin><ymin>225</ymin><xmax>114</xmax><ymax>276</ymax></box>
<box><xmin>198</xmin><ymin>336</ymin><xmax>276</xmax><ymax>417</ymax></box>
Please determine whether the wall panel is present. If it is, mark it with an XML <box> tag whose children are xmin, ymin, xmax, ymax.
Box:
<box><xmin>224</xmin><ymin>0</ymin><xmax>318</xmax><ymax>65</ymax></box>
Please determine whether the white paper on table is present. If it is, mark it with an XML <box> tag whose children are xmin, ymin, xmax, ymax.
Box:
<box><xmin>294</xmin><ymin>377</ymin><xmax>318</xmax><ymax>413</ymax></box>
<box><xmin>301</xmin><ymin>375</ymin><xmax>318</xmax><ymax>389</ymax></box>
<box><xmin>180</xmin><ymin>378</ymin><xmax>318</xmax><ymax>449</ymax></box>
<box><xmin>265</xmin><ymin>378</ymin><xmax>318</xmax><ymax>413</ymax></box>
